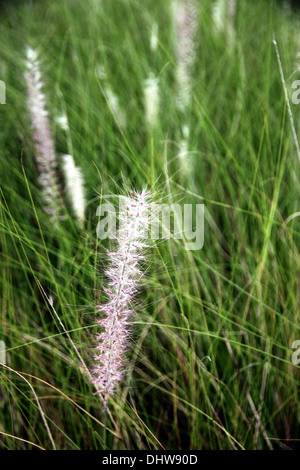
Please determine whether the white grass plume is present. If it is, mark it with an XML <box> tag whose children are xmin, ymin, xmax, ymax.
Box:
<box><xmin>144</xmin><ymin>73</ymin><xmax>160</xmax><ymax>129</ymax></box>
<box><xmin>104</xmin><ymin>87</ymin><xmax>127</xmax><ymax>130</ymax></box>
<box><xmin>213</xmin><ymin>0</ymin><xmax>226</xmax><ymax>34</ymax></box>
<box><xmin>213</xmin><ymin>0</ymin><xmax>237</xmax><ymax>46</ymax></box>
<box><xmin>150</xmin><ymin>22</ymin><xmax>159</xmax><ymax>52</ymax></box>
<box><xmin>96</xmin><ymin>64</ymin><xmax>126</xmax><ymax>130</ymax></box>
<box><xmin>172</xmin><ymin>0</ymin><xmax>198</xmax><ymax>112</ymax></box>
<box><xmin>24</xmin><ymin>47</ymin><xmax>61</xmax><ymax>220</ymax></box>
<box><xmin>177</xmin><ymin>125</ymin><xmax>193</xmax><ymax>177</ymax></box>
<box><xmin>62</xmin><ymin>154</ymin><xmax>86</xmax><ymax>227</ymax></box>
<box><xmin>56</xmin><ymin>113</ymin><xmax>69</xmax><ymax>131</ymax></box>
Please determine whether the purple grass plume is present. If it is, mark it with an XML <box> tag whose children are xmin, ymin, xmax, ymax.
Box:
<box><xmin>92</xmin><ymin>190</ymin><xmax>151</xmax><ymax>410</ymax></box>
<box><xmin>172</xmin><ymin>0</ymin><xmax>198</xmax><ymax>112</ymax></box>
<box><xmin>24</xmin><ymin>47</ymin><xmax>61</xmax><ymax>220</ymax></box>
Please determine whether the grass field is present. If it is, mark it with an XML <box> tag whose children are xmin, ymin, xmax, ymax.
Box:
<box><xmin>0</xmin><ymin>0</ymin><xmax>300</xmax><ymax>450</ymax></box>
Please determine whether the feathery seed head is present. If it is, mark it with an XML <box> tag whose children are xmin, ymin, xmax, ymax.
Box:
<box><xmin>24</xmin><ymin>47</ymin><xmax>61</xmax><ymax>220</ymax></box>
<box><xmin>150</xmin><ymin>22</ymin><xmax>159</xmax><ymax>52</ymax></box>
<box><xmin>213</xmin><ymin>0</ymin><xmax>237</xmax><ymax>46</ymax></box>
<box><xmin>92</xmin><ymin>190</ymin><xmax>151</xmax><ymax>409</ymax></box>
<box><xmin>96</xmin><ymin>64</ymin><xmax>127</xmax><ymax>129</ymax></box>
<box><xmin>62</xmin><ymin>154</ymin><xmax>86</xmax><ymax>228</ymax></box>
<box><xmin>213</xmin><ymin>0</ymin><xmax>227</xmax><ymax>34</ymax></box>
<box><xmin>105</xmin><ymin>87</ymin><xmax>127</xmax><ymax>130</ymax></box>
<box><xmin>144</xmin><ymin>73</ymin><xmax>160</xmax><ymax>129</ymax></box>
<box><xmin>172</xmin><ymin>0</ymin><xmax>198</xmax><ymax>111</ymax></box>
<box><xmin>56</xmin><ymin>113</ymin><xmax>69</xmax><ymax>131</ymax></box>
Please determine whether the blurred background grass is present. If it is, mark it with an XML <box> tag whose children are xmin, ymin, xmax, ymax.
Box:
<box><xmin>0</xmin><ymin>0</ymin><xmax>300</xmax><ymax>450</ymax></box>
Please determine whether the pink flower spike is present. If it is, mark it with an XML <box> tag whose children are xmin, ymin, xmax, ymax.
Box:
<box><xmin>92</xmin><ymin>190</ymin><xmax>151</xmax><ymax>410</ymax></box>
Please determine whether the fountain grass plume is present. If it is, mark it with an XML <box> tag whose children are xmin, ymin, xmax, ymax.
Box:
<box><xmin>24</xmin><ymin>47</ymin><xmax>61</xmax><ymax>220</ymax></box>
<box><xmin>92</xmin><ymin>189</ymin><xmax>151</xmax><ymax>410</ymax></box>
<box><xmin>144</xmin><ymin>73</ymin><xmax>160</xmax><ymax>130</ymax></box>
<box><xmin>62</xmin><ymin>154</ymin><xmax>86</xmax><ymax>228</ymax></box>
<box><xmin>173</xmin><ymin>0</ymin><xmax>198</xmax><ymax>112</ymax></box>
<box><xmin>96</xmin><ymin>65</ymin><xmax>127</xmax><ymax>130</ymax></box>
<box><xmin>213</xmin><ymin>0</ymin><xmax>237</xmax><ymax>47</ymax></box>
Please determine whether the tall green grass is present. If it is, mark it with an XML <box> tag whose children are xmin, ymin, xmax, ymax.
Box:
<box><xmin>0</xmin><ymin>0</ymin><xmax>299</xmax><ymax>450</ymax></box>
